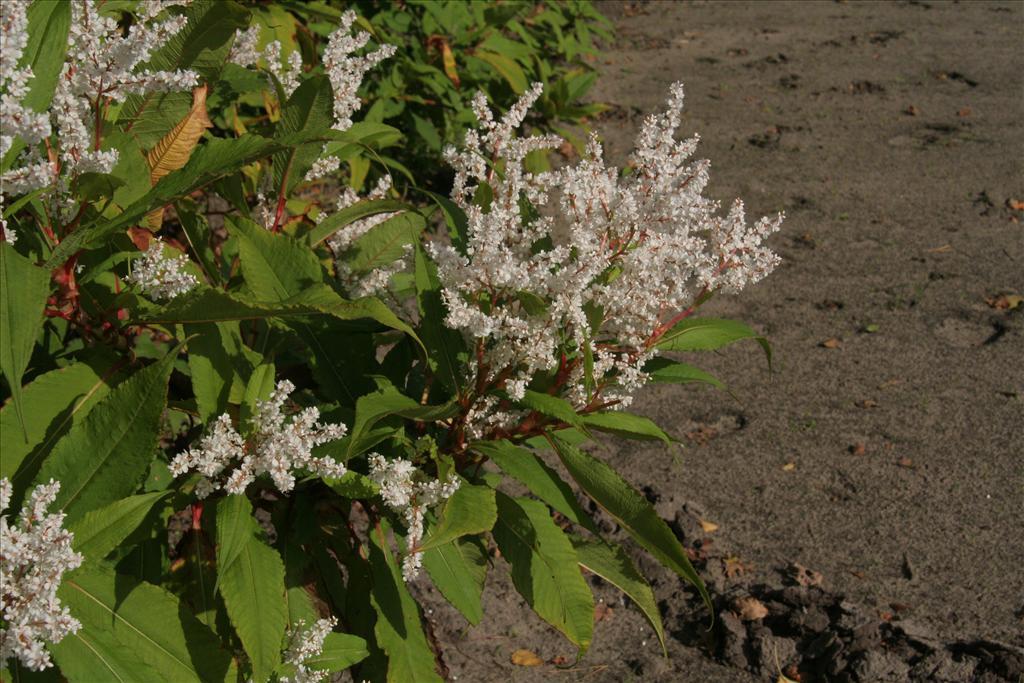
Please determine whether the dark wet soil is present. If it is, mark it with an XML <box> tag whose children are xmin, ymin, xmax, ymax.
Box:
<box><xmin>419</xmin><ymin>2</ymin><xmax>1024</xmax><ymax>680</ymax></box>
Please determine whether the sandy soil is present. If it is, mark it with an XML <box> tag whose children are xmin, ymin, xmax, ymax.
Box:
<box><xmin>418</xmin><ymin>2</ymin><xmax>1023</xmax><ymax>681</ymax></box>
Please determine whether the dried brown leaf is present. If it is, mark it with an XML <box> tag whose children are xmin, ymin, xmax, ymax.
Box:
<box><xmin>511</xmin><ymin>649</ymin><xmax>544</xmax><ymax>667</ymax></box>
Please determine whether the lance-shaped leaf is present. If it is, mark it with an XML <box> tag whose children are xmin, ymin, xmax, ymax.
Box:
<box><xmin>422</xmin><ymin>536</ymin><xmax>488</xmax><ymax>625</ymax></box>
<box><xmin>580</xmin><ymin>411</ymin><xmax>672</xmax><ymax>443</ymax></box>
<box><xmin>306</xmin><ymin>198</ymin><xmax>412</xmax><ymax>247</ymax></box>
<box><xmin>1</xmin><ymin>355</ymin><xmax>119</xmax><ymax>483</ymax></box>
<box><xmin>120</xmin><ymin>0</ymin><xmax>250</xmax><ymax>147</ymax></box>
<box><xmin>571</xmin><ymin>537</ymin><xmax>666</xmax><ymax>654</ymax></box>
<box><xmin>69</xmin><ymin>491</ymin><xmax>170</xmax><ymax>560</ymax></box>
<box><xmin>518</xmin><ymin>390</ymin><xmax>587</xmax><ymax>431</ymax></box>
<box><xmin>216</xmin><ymin>495</ymin><xmax>288</xmax><ymax>683</ymax></box>
<box><xmin>34</xmin><ymin>348</ymin><xmax>177</xmax><ymax>523</ymax></box>
<box><xmin>1</xmin><ymin>2</ymin><xmax>70</xmax><ymax>170</ymax></box>
<box><xmin>414</xmin><ymin>243</ymin><xmax>465</xmax><ymax>395</ymax></box>
<box><xmin>417</xmin><ymin>484</ymin><xmax>496</xmax><ymax>552</ymax></box>
<box><xmin>343</xmin><ymin>211</ymin><xmax>426</xmax><ymax>275</ymax></box>
<box><xmin>345</xmin><ymin>383</ymin><xmax>456</xmax><ymax>459</ymax></box>
<box><xmin>273</xmin><ymin>75</ymin><xmax>334</xmax><ymax>198</ymax></box>
<box><xmin>470</xmin><ymin>440</ymin><xmax>597</xmax><ymax>534</ymax></box>
<box><xmin>547</xmin><ymin>434</ymin><xmax>711</xmax><ymax>612</ymax></box>
<box><xmin>367</xmin><ymin>523</ymin><xmax>443</xmax><ymax>683</ymax></box>
<box><xmin>45</xmin><ymin>130</ymin><xmax>338</xmax><ymax>268</ymax></box>
<box><xmin>145</xmin><ymin>85</ymin><xmax>213</xmax><ymax>230</ymax></box>
<box><xmin>643</xmin><ymin>357</ymin><xmax>724</xmax><ymax>389</ymax></box>
<box><xmin>303</xmin><ymin>632</ymin><xmax>370</xmax><ymax>674</ymax></box>
<box><xmin>228</xmin><ymin>215</ymin><xmax>324</xmax><ymax>300</ymax></box>
<box><xmin>186</xmin><ymin>321</ymin><xmax>257</xmax><ymax>422</ymax></box>
<box><xmin>656</xmin><ymin>317</ymin><xmax>772</xmax><ymax>370</ymax></box>
<box><xmin>131</xmin><ymin>285</ymin><xmax>423</xmax><ymax>348</ymax></box>
<box><xmin>0</xmin><ymin>244</ymin><xmax>51</xmax><ymax>436</ymax></box>
<box><xmin>492</xmin><ymin>493</ymin><xmax>594</xmax><ymax>656</ymax></box>
<box><xmin>51</xmin><ymin>564</ymin><xmax>233</xmax><ymax>683</ymax></box>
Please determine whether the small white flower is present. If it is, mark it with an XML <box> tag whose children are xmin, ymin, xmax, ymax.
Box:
<box><xmin>280</xmin><ymin>617</ymin><xmax>336</xmax><ymax>683</ymax></box>
<box><xmin>0</xmin><ymin>479</ymin><xmax>83</xmax><ymax>671</ymax></box>
<box><xmin>127</xmin><ymin>241</ymin><xmax>199</xmax><ymax>301</ymax></box>
<box><xmin>367</xmin><ymin>454</ymin><xmax>460</xmax><ymax>581</ymax></box>
<box><xmin>171</xmin><ymin>381</ymin><xmax>348</xmax><ymax>497</ymax></box>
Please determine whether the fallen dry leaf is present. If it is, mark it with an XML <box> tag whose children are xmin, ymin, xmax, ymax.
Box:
<box><xmin>985</xmin><ymin>294</ymin><xmax>1023</xmax><ymax>311</ymax></box>
<box><xmin>781</xmin><ymin>663</ymin><xmax>802</xmax><ymax>682</ymax></box>
<box><xmin>734</xmin><ymin>596</ymin><xmax>769</xmax><ymax>621</ymax></box>
<box><xmin>904</xmin><ymin>104</ymin><xmax>920</xmax><ymax>116</ymax></box>
<box><xmin>511</xmin><ymin>649</ymin><xmax>544</xmax><ymax>667</ymax></box>
<box><xmin>594</xmin><ymin>602</ymin><xmax>614</xmax><ymax>623</ymax></box>
<box><xmin>957</xmin><ymin>107</ymin><xmax>972</xmax><ymax>117</ymax></box>
<box><xmin>1007</xmin><ymin>198</ymin><xmax>1024</xmax><ymax>211</ymax></box>
<box><xmin>782</xmin><ymin>462</ymin><xmax>796</xmax><ymax>471</ymax></box>
<box><xmin>789</xmin><ymin>562</ymin><xmax>825</xmax><ymax>587</ymax></box>
<box><xmin>856</xmin><ymin>399</ymin><xmax>878</xmax><ymax>408</ymax></box>
<box><xmin>848</xmin><ymin>443</ymin><xmax>866</xmax><ymax>456</ymax></box>
<box><xmin>699</xmin><ymin>519</ymin><xmax>719</xmax><ymax>533</ymax></box>
<box><xmin>724</xmin><ymin>555</ymin><xmax>752</xmax><ymax>578</ymax></box>
<box><xmin>926</xmin><ymin>244</ymin><xmax>953</xmax><ymax>253</ymax></box>
<box><xmin>849</xmin><ymin>570</ymin><xmax>866</xmax><ymax>579</ymax></box>
<box><xmin>820</xmin><ymin>337</ymin><xmax>842</xmax><ymax>349</ymax></box>
<box><xmin>897</xmin><ymin>456</ymin><xmax>914</xmax><ymax>469</ymax></box>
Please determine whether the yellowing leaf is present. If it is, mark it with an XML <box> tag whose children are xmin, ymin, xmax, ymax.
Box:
<box><xmin>699</xmin><ymin>519</ymin><xmax>719</xmax><ymax>533</ymax></box>
<box><xmin>145</xmin><ymin>85</ymin><xmax>212</xmax><ymax>229</ymax></box>
<box><xmin>441</xmin><ymin>40</ymin><xmax>459</xmax><ymax>88</ymax></box>
<box><xmin>510</xmin><ymin>649</ymin><xmax>543</xmax><ymax>667</ymax></box>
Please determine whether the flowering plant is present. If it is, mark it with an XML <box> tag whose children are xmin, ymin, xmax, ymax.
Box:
<box><xmin>0</xmin><ymin>1</ymin><xmax>778</xmax><ymax>681</ymax></box>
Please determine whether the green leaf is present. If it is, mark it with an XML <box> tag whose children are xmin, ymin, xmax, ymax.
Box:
<box><xmin>643</xmin><ymin>358</ymin><xmax>724</xmax><ymax>389</ymax></box>
<box><xmin>413</xmin><ymin>243</ymin><xmax>464</xmax><ymax>395</ymax></box>
<box><xmin>470</xmin><ymin>439</ymin><xmax>597</xmax><ymax>533</ymax></box>
<box><xmin>0</xmin><ymin>243</ymin><xmax>51</xmax><ymax>436</ymax></box>
<box><xmin>216</xmin><ymin>495</ymin><xmax>288</xmax><ymax>683</ymax></box>
<box><xmin>186</xmin><ymin>321</ymin><xmax>257</xmax><ymax>422</ymax></box>
<box><xmin>656</xmin><ymin>317</ymin><xmax>771</xmax><ymax>369</ymax></box>
<box><xmin>45</xmin><ymin>131</ymin><xmax>334</xmax><ymax>268</ymax></box>
<box><xmin>422</xmin><ymin>536</ymin><xmax>488</xmax><ymax>625</ymax></box>
<box><xmin>21</xmin><ymin>1</ymin><xmax>71</xmax><ymax>113</ymax></box>
<box><xmin>305</xmin><ymin>199</ymin><xmax>413</xmax><ymax>247</ymax></box>
<box><xmin>120</xmin><ymin>0</ymin><xmax>251</xmax><ymax>146</ymax></box>
<box><xmin>51</xmin><ymin>564</ymin><xmax>232</xmax><ymax>683</ymax></box>
<box><xmin>518</xmin><ymin>389</ymin><xmax>586</xmax><ymax>430</ymax></box>
<box><xmin>0</xmin><ymin>1</ymin><xmax>70</xmax><ymax>170</ymax></box>
<box><xmin>131</xmin><ymin>285</ymin><xmax>424</xmax><ymax>349</ymax></box>
<box><xmin>273</xmin><ymin>75</ymin><xmax>334</xmax><ymax>197</ymax></box>
<box><xmin>346</xmin><ymin>383</ymin><xmax>457</xmax><ymax>459</ymax></box>
<box><xmin>240</xmin><ymin>362</ymin><xmax>276</xmax><ymax>427</ymax></box>
<box><xmin>324</xmin><ymin>470</ymin><xmax>379</xmax><ymax>499</ymax></box>
<box><xmin>34</xmin><ymin>349</ymin><xmax>177</xmax><ymax>522</ymax></box>
<box><xmin>417</xmin><ymin>484</ymin><xmax>496</xmax><ymax>552</ymax></box>
<box><xmin>344</xmin><ymin>211</ymin><xmax>426</xmax><ymax>275</ymax></box>
<box><xmin>581</xmin><ymin>411</ymin><xmax>672</xmax><ymax>443</ymax></box>
<box><xmin>229</xmin><ymin>216</ymin><xmax>324</xmax><ymax>300</ymax></box>
<box><xmin>571</xmin><ymin>538</ymin><xmax>666</xmax><ymax>654</ymax></box>
<box><xmin>492</xmin><ymin>493</ymin><xmax>593</xmax><ymax>656</ymax></box>
<box><xmin>1</xmin><ymin>357</ymin><xmax>119</xmax><ymax>482</ymax></box>
<box><xmin>547</xmin><ymin>434</ymin><xmax>711</xmax><ymax>611</ymax></box>
<box><xmin>474</xmin><ymin>51</ymin><xmax>528</xmax><ymax>93</ymax></box>
<box><xmin>367</xmin><ymin>523</ymin><xmax>443</xmax><ymax>683</ymax></box>
<box><xmin>303</xmin><ymin>632</ymin><xmax>370</xmax><ymax>674</ymax></box>
<box><xmin>69</xmin><ymin>492</ymin><xmax>170</xmax><ymax>560</ymax></box>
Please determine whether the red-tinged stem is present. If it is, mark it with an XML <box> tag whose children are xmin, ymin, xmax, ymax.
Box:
<box><xmin>270</xmin><ymin>191</ymin><xmax>287</xmax><ymax>234</ymax></box>
<box><xmin>191</xmin><ymin>502</ymin><xmax>204</xmax><ymax>530</ymax></box>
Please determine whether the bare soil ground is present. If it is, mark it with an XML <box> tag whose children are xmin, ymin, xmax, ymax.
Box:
<box><xmin>419</xmin><ymin>2</ymin><xmax>1024</xmax><ymax>680</ymax></box>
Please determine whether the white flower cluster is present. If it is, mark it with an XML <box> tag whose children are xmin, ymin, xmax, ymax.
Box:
<box><xmin>126</xmin><ymin>241</ymin><xmax>199</xmax><ymax>301</ymax></box>
<box><xmin>280</xmin><ymin>617</ymin><xmax>336</xmax><ymax>683</ymax></box>
<box><xmin>0</xmin><ymin>1</ymin><xmax>50</xmax><ymax>159</ymax></box>
<box><xmin>170</xmin><ymin>380</ymin><xmax>347</xmax><ymax>498</ymax></box>
<box><xmin>0</xmin><ymin>478</ymin><xmax>83</xmax><ymax>672</ymax></box>
<box><xmin>229</xmin><ymin>26</ymin><xmax>304</xmax><ymax>97</ymax></box>
<box><xmin>1</xmin><ymin>0</ymin><xmax>197</xmax><ymax>208</ymax></box>
<box><xmin>367</xmin><ymin>454</ymin><xmax>460</xmax><ymax>581</ymax></box>
<box><xmin>428</xmin><ymin>82</ymin><xmax>781</xmax><ymax>431</ymax></box>
<box><xmin>327</xmin><ymin>176</ymin><xmax>407</xmax><ymax>297</ymax></box>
